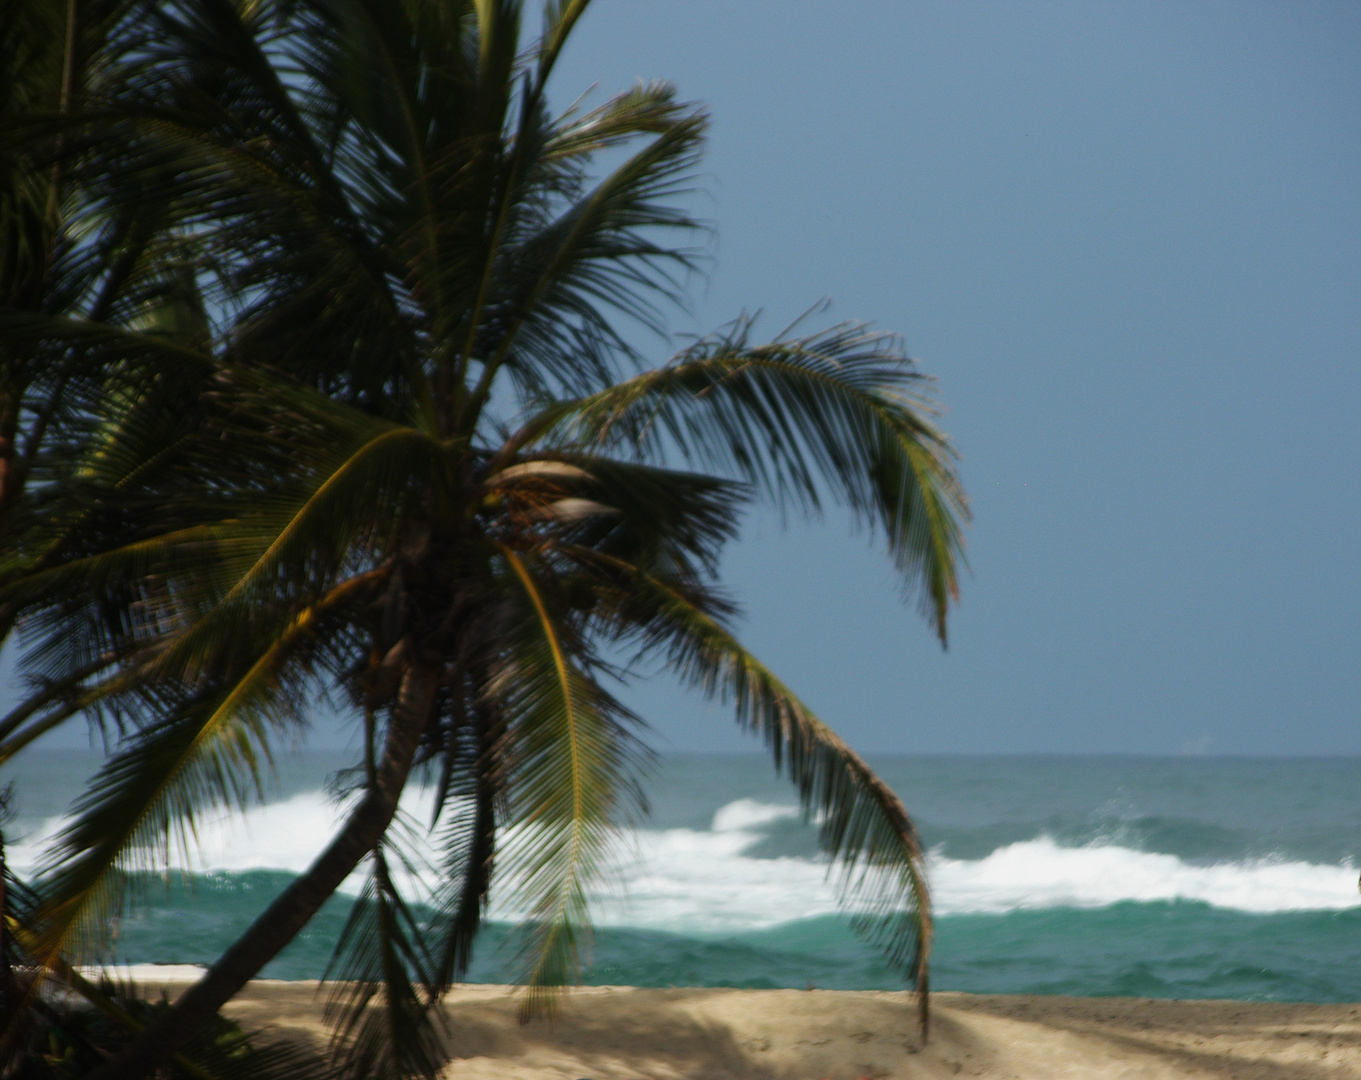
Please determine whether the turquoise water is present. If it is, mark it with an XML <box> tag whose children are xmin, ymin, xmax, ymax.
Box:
<box><xmin>7</xmin><ymin>752</ymin><xmax>1361</xmax><ymax>1001</ymax></box>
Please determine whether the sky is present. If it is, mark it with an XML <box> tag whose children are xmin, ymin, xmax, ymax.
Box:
<box><xmin>20</xmin><ymin>1</ymin><xmax>1361</xmax><ymax>758</ymax></box>
<box><xmin>544</xmin><ymin>0</ymin><xmax>1361</xmax><ymax>756</ymax></box>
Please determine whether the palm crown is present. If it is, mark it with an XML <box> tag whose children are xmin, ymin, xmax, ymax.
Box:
<box><xmin>0</xmin><ymin>2</ymin><xmax>968</xmax><ymax>1077</ymax></box>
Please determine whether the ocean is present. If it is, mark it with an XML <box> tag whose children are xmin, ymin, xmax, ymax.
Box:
<box><xmin>6</xmin><ymin>751</ymin><xmax>1361</xmax><ymax>1001</ymax></box>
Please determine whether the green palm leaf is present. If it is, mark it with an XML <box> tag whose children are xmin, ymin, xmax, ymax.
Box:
<box><xmin>460</xmin><ymin>82</ymin><xmax>707</xmax><ymax>411</ymax></box>
<box><xmin>525</xmin><ymin>316</ymin><xmax>969</xmax><ymax>638</ymax></box>
<box><xmin>322</xmin><ymin>841</ymin><xmax>446</xmax><ymax>1080</ymax></box>
<box><xmin>492</xmin><ymin>543</ymin><xmax>645</xmax><ymax>1017</ymax></box>
<box><xmin>24</xmin><ymin>570</ymin><xmax>381</xmax><ymax>968</ymax></box>
<box><xmin>426</xmin><ymin>739</ymin><xmax>499</xmax><ymax>990</ymax></box>
<box><xmin>593</xmin><ymin>559</ymin><xmax>934</xmax><ymax>1032</ymax></box>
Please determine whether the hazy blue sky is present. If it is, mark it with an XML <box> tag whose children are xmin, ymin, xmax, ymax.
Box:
<box><xmin>22</xmin><ymin>1</ymin><xmax>1360</xmax><ymax>758</ymax></box>
<box><xmin>549</xmin><ymin>1</ymin><xmax>1360</xmax><ymax>755</ymax></box>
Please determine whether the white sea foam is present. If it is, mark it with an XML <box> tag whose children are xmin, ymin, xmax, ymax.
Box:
<box><xmin>9</xmin><ymin>795</ymin><xmax>1361</xmax><ymax>930</ymax></box>
<box><xmin>5</xmin><ymin>787</ymin><xmax>436</xmax><ymax>888</ymax></box>
<box><xmin>710</xmin><ymin>798</ymin><xmax>800</xmax><ymax>833</ymax></box>
<box><xmin>583</xmin><ymin>822</ymin><xmax>839</xmax><ymax>933</ymax></box>
<box><xmin>928</xmin><ymin>836</ymin><xmax>1361</xmax><ymax>916</ymax></box>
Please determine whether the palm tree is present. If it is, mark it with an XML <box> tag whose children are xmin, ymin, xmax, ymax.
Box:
<box><xmin>0</xmin><ymin>1</ymin><xmax>968</xmax><ymax>1077</ymax></box>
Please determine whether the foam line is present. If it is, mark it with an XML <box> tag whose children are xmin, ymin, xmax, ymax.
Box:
<box><xmin>10</xmin><ymin>796</ymin><xmax>1360</xmax><ymax>932</ymax></box>
<box><xmin>929</xmin><ymin>836</ymin><xmax>1361</xmax><ymax>915</ymax></box>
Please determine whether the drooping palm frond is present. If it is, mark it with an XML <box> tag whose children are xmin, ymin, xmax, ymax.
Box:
<box><xmin>3</xmin><ymin>796</ymin><xmax>336</xmax><ymax>1080</ymax></box>
<box><xmin>523</xmin><ymin>316</ymin><xmax>969</xmax><ymax>638</ymax></box>
<box><xmin>322</xmin><ymin>842</ymin><xmax>446</xmax><ymax>1080</ymax></box>
<box><xmin>0</xmin><ymin>665</ymin><xmax>125</xmax><ymax>764</ymax></box>
<box><xmin>490</xmin><ymin>543</ymin><xmax>647</xmax><ymax>1016</ymax></box>
<box><xmin>425</xmin><ymin>725</ymin><xmax>500</xmax><ymax>991</ymax></box>
<box><xmin>588</xmin><ymin>559</ymin><xmax>933</xmax><ymax>1030</ymax></box>
<box><xmin>6</xmin><ymin>364</ymin><xmax>432</xmax><ymax>668</ymax></box>
<box><xmin>0</xmin><ymin>356</ymin><xmax>424</xmax><ymax>759</ymax></box>
<box><xmin>28</xmin><ymin>683</ymin><xmax>305</xmax><ymax>969</ymax></box>
<box><xmin>0</xmin><ymin>315</ymin><xmax>219</xmax><ymax>762</ymax></box>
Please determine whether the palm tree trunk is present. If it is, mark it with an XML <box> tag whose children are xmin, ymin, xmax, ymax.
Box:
<box><xmin>86</xmin><ymin>661</ymin><xmax>441</xmax><ymax>1080</ymax></box>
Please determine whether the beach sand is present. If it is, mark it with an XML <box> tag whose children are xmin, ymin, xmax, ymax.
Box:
<box><xmin>121</xmin><ymin>976</ymin><xmax>1360</xmax><ymax>1080</ymax></box>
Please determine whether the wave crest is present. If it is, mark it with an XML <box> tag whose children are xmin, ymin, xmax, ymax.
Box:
<box><xmin>8</xmin><ymin>795</ymin><xmax>1360</xmax><ymax>931</ymax></box>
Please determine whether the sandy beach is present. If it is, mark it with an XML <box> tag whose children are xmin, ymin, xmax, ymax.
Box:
<box><xmin>123</xmin><ymin>974</ymin><xmax>1361</xmax><ymax>1079</ymax></box>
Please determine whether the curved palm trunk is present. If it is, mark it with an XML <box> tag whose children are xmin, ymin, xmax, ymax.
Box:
<box><xmin>87</xmin><ymin>661</ymin><xmax>441</xmax><ymax>1080</ymax></box>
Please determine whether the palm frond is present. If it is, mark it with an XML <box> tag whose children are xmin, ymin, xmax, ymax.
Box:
<box><xmin>27</xmin><ymin>698</ymin><xmax>282</xmax><ymax>969</ymax></box>
<box><xmin>24</xmin><ymin>570</ymin><xmax>381</xmax><ymax>969</ymax></box>
<box><xmin>532</xmin><ymin>0</ymin><xmax>591</xmax><ymax>87</ymax></box>
<box><xmin>462</xmin><ymin>83</ymin><xmax>707</xmax><ymax>411</ymax></box>
<box><xmin>423</xmin><ymin>686</ymin><xmax>501</xmax><ymax>992</ymax></box>
<box><xmin>125</xmin><ymin>403</ymin><xmax>439</xmax><ymax>689</ymax></box>
<box><xmin>590</xmin><ymin>561</ymin><xmax>933</xmax><ymax>1034</ymax></box>
<box><xmin>490</xmin><ymin>543</ymin><xmax>644</xmax><ymax>1017</ymax></box>
<box><xmin>525</xmin><ymin>316</ymin><xmax>969</xmax><ymax>640</ymax></box>
<box><xmin>0</xmin><ymin>694</ymin><xmax>106</xmax><ymax>765</ymax></box>
<box><xmin>0</xmin><ymin>649</ymin><xmax>121</xmax><ymax>747</ymax></box>
<box><xmin>321</xmin><ymin>842</ymin><xmax>446</xmax><ymax>1080</ymax></box>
